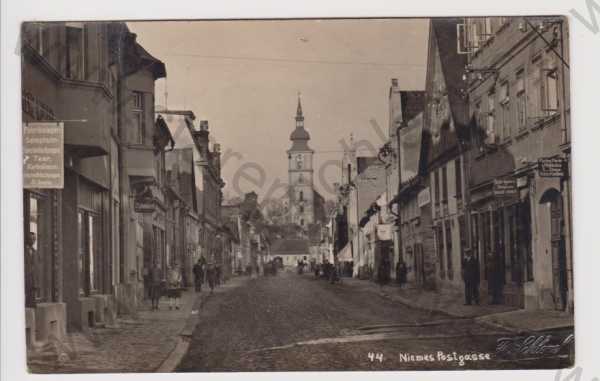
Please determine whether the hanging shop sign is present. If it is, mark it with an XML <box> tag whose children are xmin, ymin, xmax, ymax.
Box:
<box><xmin>417</xmin><ymin>187</ymin><xmax>431</xmax><ymax>207</ymax></box>
<box><xmin>538</xmin><ymin>157</ymin><xmax>567</xmax><ymax>178</ymax></box>
<box><xmin>134</xmin><ymin>197</ymin><xmax>155</xmax><ymax>213</ymax></box>
<box><xmin>493</xmin><ymin>178</ymin><xmax>518</xmax><ymax>197</ymax></box>
<box><xmin>376</xmin><ymin>224</ymin><xmax>394</xmax><ymax>241</ymax></box>
<box><xmin>23</xmin><ymin>122</ymin><xmax>64</xmax><ymax>189</ymax></box>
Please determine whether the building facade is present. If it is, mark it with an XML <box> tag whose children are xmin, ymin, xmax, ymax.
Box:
<box><xmin>461</xmin><ymin>16</ymin><xmax>572</xmax><ymax>311</ymax></box>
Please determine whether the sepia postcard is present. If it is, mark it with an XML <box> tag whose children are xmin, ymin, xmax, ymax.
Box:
<box><xmin>20</xmin><ymin>16</ymin><xmax>574</xmax><ymax>373</ymax></box>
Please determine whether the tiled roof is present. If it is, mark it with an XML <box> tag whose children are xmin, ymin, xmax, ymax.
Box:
<box><xmin>271</xmin><ymin>239</ymin><xmax>310</xmax><ymax>255</ymax></box>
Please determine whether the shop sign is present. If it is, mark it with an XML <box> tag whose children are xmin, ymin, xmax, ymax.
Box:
<box><xmin>417</xmin><ymin>187</ymin><xmax>431</xmax><ymax>207</ymax></box>
<box><xmin>134</xmin><ymin>197</ymin><xmax>155</xmax><ymax>213</ymax></box>
<box><xmin>516</xmin><ymin>176</ymin><xmax>528</xmax><ymax>188</ymax></box>
<box><xmin>376</xmin><ymin>224</ymin><xmax>393</xmax><ymax>241</ymax></box>
<box><xmin>493</xmin><ymin>178</ymin><xmax>517</xmax><ymax>197</ymax></box>
<box><xmin>538</xmin><ymin>157</ymin><xmax>567</xmax><ymax>178</ymax></box>
<box><xmin>23</xmin><ymin>122</ymin><xmax>64</xmax><ymax>189</ymax></box>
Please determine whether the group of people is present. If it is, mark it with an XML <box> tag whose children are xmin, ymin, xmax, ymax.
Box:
<box><xmin>462</xmin><ymin>250</ymin><xmax>504</xmax><ymax>306</ymax></box>
<box><xmin>314</xmin><ymin>259</ymin><xmax>341</xmax><ymax>284</ymax></box>
<box><xmin>147</xmin><ymin>262</ymin><xmax>184</xmax><ymax>311</ymax></box>
<box><xmin>192</xmin><ymin>257</ymin><xmax>221</xmax><ymax>295</ymax></box>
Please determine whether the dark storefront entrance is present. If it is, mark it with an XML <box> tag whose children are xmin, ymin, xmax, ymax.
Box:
<box><xmin>541</xmin><ymin>188</ymin><xmax>568</xmax><ymax>311</ymax></box>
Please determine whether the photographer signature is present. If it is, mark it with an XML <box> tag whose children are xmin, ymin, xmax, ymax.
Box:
<box><xmin>496</xmin><ymin>334</ymin><xmax>574</xmax><ymax>356</ymax></box>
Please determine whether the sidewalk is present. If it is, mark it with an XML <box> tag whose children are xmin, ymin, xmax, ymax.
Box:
<box><xmin>475</xmin><ymin>309</ymin><xmax>574</xmax><ymax>333</ymax></box>
<box><xmin>27</xmin><ymin>276</ymin><xmax>248</xmax><ymax>373</ymax></box>
<box><xmin>339</xmin><ymin>277</ymin><xmax>573</xmax><ymax>332</ymax></box>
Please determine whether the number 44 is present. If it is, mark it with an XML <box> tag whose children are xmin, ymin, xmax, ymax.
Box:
<box><xmin>368</xmin><ymin>352</ymin><xmax>384</xmax><ymax>363</ymax></box>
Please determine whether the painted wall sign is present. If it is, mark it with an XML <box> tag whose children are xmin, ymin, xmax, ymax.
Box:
<box><xmin>493</xmin><ymin>178</ymin><xmax>518</xmax><ymax>197</ymax></box>
<box><xmin>538</xmin><ymin>157</ymin><xmax>567</xmax><ymax>178</ymax></box>
<box><xmin>23</xmin><ymin>122</ymin><xmax>64</xmax><ymax>189</ymax></box>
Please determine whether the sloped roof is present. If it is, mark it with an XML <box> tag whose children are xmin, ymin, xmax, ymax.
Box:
<box><xmin>431</xmin><ymin>18</ymin><xmax>468</xmax><ymax>128</ymax></box>
<box><xmin>271</xmin><ymin>239</ymin><xmax>310</xmax><ymax>255</ymax></box>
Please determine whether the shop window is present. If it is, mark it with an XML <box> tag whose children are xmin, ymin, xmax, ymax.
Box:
<box><xmin>445</xmin><ymin>223</ymin><xmax>453</xmax><ymax>280</ymax></box>
<box><xmin>517</xmin><ymin>201</ymin><xmax>533</xmax><ymax>281</ymax></box>
<box><xmin>433</xmin><ymin>170</ymin><xmax>440</xmax><ymax>208</ymax></box>
<box><xmin>66</xmin><ymin>22</ymin><xmax>86</xmax><ymax>80</ymax></box>
<box><xmin>441</xmin><ymin>167</ymin><xmax>448</xmax><ymax>204</ymax></box>
<box><xmin>436</xmin><ymin>224</ymin><xmax>445</xmax><ymax>279</ymax></box>
<box><xmin>78</xmin><ymin>210</ymin><xmax>100</xmax><ymax>295</ymax></box>
<box><xmin>26</xmin><ymin>192</ymin><xmax>50</xmax><ymax>302</ymax></box>
<box><xmin>471</xmin><ymin>213</ymin><xmax>480</xmax><ymax>261</ymax></box>
<box><xmin>493</xmin><ymin>209</ymin><xmax>506</xmax><ymax>285</ymax></box>
<box><xmin>507</xmin><ymin>205</ymin><xmax>521</xmax><ymax>283</ymax></box>
<box><xmin>482</xmin><ymin>211</ymin><xmax>491</xmax><ymax>280</ymax></box>
<box><xmin>458</xmin><ymin>215</ymin><xmax>466</xmax><ymax>262</ymax></box>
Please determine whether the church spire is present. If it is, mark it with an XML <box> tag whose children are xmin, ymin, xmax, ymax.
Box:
<box><xmin>295</xmin><ymin>92</ymin><xmax>304</xmax><ymax>122</ymax></box>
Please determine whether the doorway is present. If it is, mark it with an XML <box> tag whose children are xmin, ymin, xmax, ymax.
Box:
<box><xmin>541</xmin><ymin>188</ymin><xmax>568</xmax><ymax>311</ymax></box>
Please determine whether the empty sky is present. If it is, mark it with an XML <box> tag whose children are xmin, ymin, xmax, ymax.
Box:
<box><xmin>129</xmin><ymin>18</ymin><xmax>430</xmax><ymax>201</ymax></box>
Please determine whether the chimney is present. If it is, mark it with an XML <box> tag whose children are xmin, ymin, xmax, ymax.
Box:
<box><xmin>213</xmin><ymin>143</ymin><xmax>221</xmax><ymax>175</ymax></box>
<box><xmin>194</xmin><ymin>120</ymin><xmax>210</xmax><ymax>157</ymax></box>
<box><xmin>391</xmin><ymin>78</ymin><xmax>398</xmax><ymax>87</ymax></box>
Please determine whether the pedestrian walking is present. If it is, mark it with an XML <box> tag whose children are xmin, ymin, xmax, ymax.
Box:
<box><xmin>376</xmin><ymin>258</ymin><xmax>391</xmax><ymax>289</ymax></box>
<box><xmin>215</xmin><ymin>265</ymin><xmax>222</xmax><ymax>286</ymax></box>
<box><xmin>206</xmin><ymin>263</ymin><xmax>216</xmax><ymax>294</ymax></box>
<box><xmin>396</xmin><ymin>260</ymin><xmax>407</xmax><ymax>288</ymax></box>
<box><xmin>166</xmin><ymin>263</ymin><xmax>183</xmax><ymax>310</ymax></box>
<box><xmin>193</xmin><ymin>259</ymin><xmax>205</xmax><ymax>292</ymax></box>
<box><xmin>461</xmin><ymin>249</ymin><xmax>480</xmax><ymax>305</ymax></box>
<box><xmin>149</xmin><ymin>263</ymin><xmax>163</xmax><ymax>310</ymax></box>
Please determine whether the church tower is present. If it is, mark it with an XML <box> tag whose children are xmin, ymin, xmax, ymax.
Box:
<box><xmin>287</xmin><ymin>94</ymin><xmax>314</xmax><ymax>227</ymax></box>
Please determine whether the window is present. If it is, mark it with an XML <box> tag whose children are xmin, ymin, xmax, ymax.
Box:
<box><xmin>516</xmin><ymin>70</ymin><xmax>527</xmax><ymax>130</ymax></box>
<box><xmin>300</xmin><ymin>219</ymin><xmax>304</xmax><ymax>226</ymax></box>
<box><xmin>455</xmin><ymin>158</ymin><xmax>463</xmax><ymax>200</ymax></box>
<box><xmin>132</xmin><ymin>91</ymin><xmax>145</xmax><ymax>144</ymax></box>
<box><xmin>486</xmin><ymin>89</ymin><xmax>496</xmax><ymax>144</ymax></box>
<box><xmin>445</xmin><ymin>223</ymin><xmax>453</xmax><ymax>280</ymax></box>
<box><xmin>299</xmin><ymin>191</ymin><xmax>304</xmax><ymax>201</ymax></box>
<box><xmin>528</xmin><ymin>56</ymin><xmax>543</xmax><ymax>120</ymax></box>
<box><xmin>484</xmin><ymin>17</ymin><xmax>494</xmax><ymax>38</ymax></box>
<box><xmin>78</xmin><ymin>210</ymin><xmax>100</xmax><ymax>295</ymax></box>
<box><xmin>544</xmin><ymin>69</ymin><xmax>559</xmax><ymax>114</ymax></box>
<box><xmin>433</xmin><ymin>170</ymin><xmax>440</xmax><ymax>206</ymax></box>
<box><xmin>499</xmin><ymin>81</ymin><xmax>510</xmax><ymax>139</ymax></box>
<box><xmin>441</xmin><ymin>166</ymin><xmax>448</xmax><ymax>204</ymax></box>
<box><xmin>66</xmin><ymin>22</ymin><xmax>85</xmax><ymax>80</ymax></box>
<box><xmin>482</xmin><ymin>211</ymin><xmax>491</xmax><ymax>280</ymax></box>
<box><xmin>29</xmin><ymin>24</ymin><xmax>50</xmax><ymax>58</ymax></box>
<box><xmin>458</xmin><ymin>215</ymin><xmax>466</xmax><ymax>262</ymax></box>
<box><xmin>299</xmin><ymin>205</ymin><xmax>304</xmax><ymax>213</ymax></box>
<box><xmin>471</xmin><ymin>213</ymin><xmax>480</xmax><ymax>260</ymax></box>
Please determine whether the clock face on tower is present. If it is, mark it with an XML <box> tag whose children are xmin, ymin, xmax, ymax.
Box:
<box><xmin>295</xmin><ymin>154</ymin><xmax>303</xmax><ymax>169</ymax></box>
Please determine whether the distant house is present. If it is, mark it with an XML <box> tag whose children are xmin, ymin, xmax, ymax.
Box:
<box><xmin>271</xmin><ymin>239</ymin><xmax>311</xmax><ymax>268</ymax></box>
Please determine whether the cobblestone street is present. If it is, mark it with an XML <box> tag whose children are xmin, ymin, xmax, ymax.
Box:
<box><xmin>178</xmin><ymin>272</ymin><xmax>573</xmax><ymax>371</ymax></box>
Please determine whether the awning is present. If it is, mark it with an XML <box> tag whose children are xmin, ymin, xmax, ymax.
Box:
<box><xmin>337</xmin><ymin>243</ymin><xmax>353</xmax><ymax>262</ymax></box>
